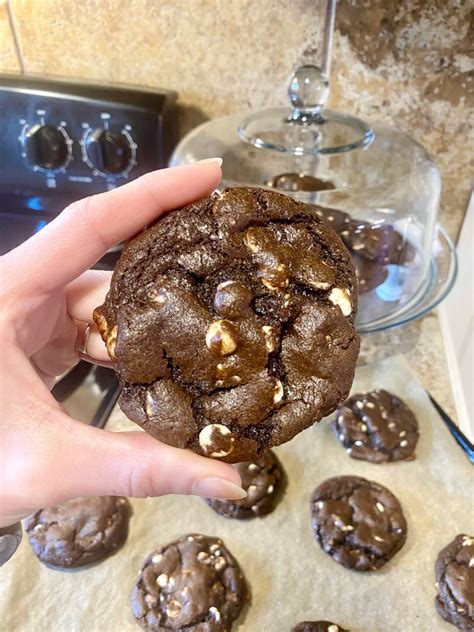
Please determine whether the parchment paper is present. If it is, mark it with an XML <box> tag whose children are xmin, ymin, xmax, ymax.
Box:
<box><xmin>1</xmin><ymin>355</ymin><xmax>472</xmax><ymax>632</ymax></box>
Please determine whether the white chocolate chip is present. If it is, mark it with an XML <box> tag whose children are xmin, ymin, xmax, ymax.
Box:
<box><xmin>354</xmin><ymin>440</ymin><xmax>364</xmax><ymax>447</ymax></box>
<box><xmin>374</xmin><ymin>536</ymin><xmax>384</xmax><ymax>542</ymax></box>
<box><xmin>187</xmin><ymin>536</ymin><xmax>194</xmax><ymax>541</ymax></box>
<box><xmin>230</xmin><ymin>375</ymin><xmax>241</xmax><ymax>384</ymax></box>
<box><xmin>251</xmin><ymin>504</ymin><xmax>259</xmax><ymax>513</ymax></box>
<box><xmin>247</xmin><ymin>484</ymin><xmax>257</xmax><ymax>494</ymax></box>
<box><xmin>273</xmin><ymin>379</ymin><xmax>284</xmax><ymax>403</ymax></box>
<box><xmin>209</xmin><ymin>607</ymin><xmax>221</xmax><ymax>622</ymax></box>
<box><xmin>469</xmin><ymin>558</ymin><xmax>474</xmax><ymax>567</ymax></box>
<box><xmin>328</xmin><ymin>626</ymin><xmax>339</xmax><ymax>632</ymax></box>
<box><xmin>400</xmin><ymin>440</ymin><xmax>408</xmax><ymax>447</ymax></box>
<box><xmin>262</xmin><ymin>325</ymin><xmax>278</xmax><ymax>352</ymax></box>
<box><xmin>33</xmin><ymin>524</ymin><xmax>44</xmax><ymax>532</ymax></box>
<box><xmin>309</xmin><ymin>280</ymin><xmax>331</xmax><ymax>290</ymax></box>
<box><xmin>198</xmin><ymin>424</ymin><xmax>235</xmax><ymax>457</ymax></box>
<box><xmin>356</xmin><ymin>401</ymin><xmax>364</xmax><ymax>409</ymax></box>
<box><xmin>248</xmin><ymin>463</ymin><xmax>258</xmax><ymax>472</ymax></box>
<box><xmin>399</xmin><ymin>430</ymin><xmax>407</xmax><ymax>438</ymax></box>
<box><xmin>156</xmin><ymin>574</ymin><xmax>168</xmax><ymax>587</ymax></box>
<box><xmin>462</xmin><ymin>537</ymin><xmax>473</xmax><ymax>546</ymax></box>
<box><xmin>166</xmin><ymin>600</ymin><xmax>182</xmax><ymax>618</ymax></box>
<box><xmin>151</xmin><ymin>554</ymin><xmax>163</xmax><ymax>564</ymax></box>
<box><xmin>144</xmin><ymin>594</ymin><xmax>156</xmax><ymax>607</ymax></box>
<box><xmin>376</xmin><ymin>502</ymin><xmax>385</xmax><ymax>513</ymax></box>
<box><xmin>359</xmin><ymin>423</ymin><xmax>368</xmax><ymax>432</ymax></box>
<box><xmin>346</xmin><ymin>448</ymin><xmax>352</xmax><ymax>454</ymax></box>
<box><xmin>215</xmin><ymin>380</ymin><xmax>225</xmax><ymax>387</ymax></box>
<box><xmin>205</xmin><ymin>320</ymin><xmax>238</xmax><ymax>356</ymax></box>
<box><xmin>317</xmin><ymin>501</ymin><xmax>324</xmax><ymax>509</ymax></box>
<box><xmin>388</xmin><ymin>421</ymin><xmax>396</xmax><ymax>429</ymax></box>
<box><xmin>339</xmin><ymin>433</ymin><xmax>345</xmax><ymax>442</ymax></box>
<box><xmin>341</xmin><ymin>525</ymin><xmax>354</xmax><ymax>532</ymax></box>
<box><xmin>243</xmin><ymin>230</ymin><xmax>260</xmax><ymax>252</ymax></box>
<box><xmin>209</xmin><ymin>544</ymin><xmax>220</xmax><ymax>553</ymax></box>
<box><xmin>197</xmin><ymin>551</ymin><xmax>209</xmax><ymax>562</ymax></box>
<box><xmin>149</xmin><ymin>287</ymin><xmax>167</xmax><ymax>305</ymax></box>
<box><xmin>267</xmin><ymin>485</ymin><xmax>274</xmax><ymax>494</ymax></box>
<box><xmin>214</xmin><ymin>557</ymin><xmax>226</xmax><ymax>571</ymax></box>
<box><xmin>329</xmin><ymin>287</ymin><xmax>352</xmax><ymax>316</ymax></box>
<box><xmin>366</xmin><ymin>402</ymin><xmax>375</xmax><ymax>409</ymax></box>
<box><xmin>216</xmin><ymin>280</ymin><xmax>235</xmax><ymax>291</ymax></box>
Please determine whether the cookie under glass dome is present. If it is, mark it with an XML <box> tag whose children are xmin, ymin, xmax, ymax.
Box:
<box><xmin>171</xmin><ymin>60</ymin><xmax>456</xmax><ymax>334</ymax></box>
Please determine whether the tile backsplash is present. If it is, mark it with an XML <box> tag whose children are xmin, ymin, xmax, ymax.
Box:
<box><xmin>2</xmin><ymin>0</ymin><xmax>472</xmax><ymax>238</ymax></box>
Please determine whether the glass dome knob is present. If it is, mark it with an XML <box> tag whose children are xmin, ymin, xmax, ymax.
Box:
<box><xmin>287</xmin><ymin>64</ymin><xmax>329</xmax><ymax>121</ymax></box>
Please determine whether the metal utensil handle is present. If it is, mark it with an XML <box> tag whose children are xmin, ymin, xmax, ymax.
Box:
<box><xmin>321</xmin><ymin>0</ymin><xmax>336</xmax><ymax>79</ymax></box>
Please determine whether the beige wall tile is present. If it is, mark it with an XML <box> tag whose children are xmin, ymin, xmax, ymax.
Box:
<box><xmin>8</xmin><ymin>0</ymin><xmax>473</xmax><ymax>238</ymax></box>
<box><xmin>0</xmin><ymin>0</ymin><xmax>20</xmax><ymax>72</ymax></box>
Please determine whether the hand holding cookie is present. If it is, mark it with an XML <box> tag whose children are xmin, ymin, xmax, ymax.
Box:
<box><xmin>0</xmin><ymin>161</ymin><xmax>247</xmax><ymax>530</ymax></box>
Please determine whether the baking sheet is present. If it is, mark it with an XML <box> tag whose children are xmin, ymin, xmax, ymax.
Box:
<box><xmin>1</xmin><ymin>355</ymin><xmax>472</xmax><ymax>632</ymax></box>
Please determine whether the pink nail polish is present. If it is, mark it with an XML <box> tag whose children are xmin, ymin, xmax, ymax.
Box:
<box><xmin>192</xmin><ymin>477</ymin><xmax>247</xmax><ymax>500</ymax></box>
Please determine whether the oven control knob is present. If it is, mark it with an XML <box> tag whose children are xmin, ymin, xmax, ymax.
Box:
<box><xmin>25</xmin><ymin>124</ymin><xmax>70</xmax><ymax>170</ymax></box>
<box><xmin>84</xmin><ymin>129</ymin><xmax>132</xmax><ymax>174</ymax></box>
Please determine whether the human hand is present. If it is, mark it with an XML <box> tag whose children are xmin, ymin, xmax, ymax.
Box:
<box><xmin>0</xmin><ymin>161</ymin><xmax>245</xmax><ymax>528</ymax></box>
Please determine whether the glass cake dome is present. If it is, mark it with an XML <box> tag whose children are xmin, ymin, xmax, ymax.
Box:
<box><xmin>171</xmin><ymin>22</ymin><xmax>456</xmax><ymax>334</ymax></box>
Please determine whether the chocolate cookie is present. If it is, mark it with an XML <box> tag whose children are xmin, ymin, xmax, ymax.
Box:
<box><xmin>340</xmin><ymin>220</ymin><xmax>411</xmax><ymax>265</ymax></box>
<box><xmin>266</xmin><ymin>173</ymin><xmax>335</xmax><ymax>192</ymax></box>
<box><xmin>351</xmin><ymin>254</ymin><xmax>388</xmax><ymax>294</ymax></box>
<box><xmin>131</xmin><ymin>534</ymin><xmax>248</xmax><ymax>631</ymax></box>
<box><xmin>25</xmin><ymin>496</ymin><xmax>131</xmax><ymax>568</ymax></box>
<box><xmin>310</xmin><ymin>475</ymin><xmax>407</xmax><ymax>571</ymax></box>
<box><xmin>435</xmin><ymin>534</ymin><xmax>474</xmax><ymax>631</ymax></box>
<box><xmin>95</xmin><ymin>187</ymin><xmax>359</xmax><ymax>462</ymax></box>
<box><xmin>205</xmin><ymin>449</ymin><xmax>284</xmax><ymax>519</ymax></box>
<box><xmin>310</xmin><ymin>206</ymin><xmax>351</xmax><ymax>233</ymax></box>
<box><xmin>292</xmin><ymin>622</ymin><xmax>349</xmax><ymax>632</ymax></box>
<box><xmin>332</xmin><ymin>389</ymin><xmax>419</xmax><ymax>463</ymax></box>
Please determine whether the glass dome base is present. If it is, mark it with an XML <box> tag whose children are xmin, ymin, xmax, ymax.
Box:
<box><xmin>356</xmin><ymin>224</ymin><xmax>457</xmax><ymax>334</ymax></box>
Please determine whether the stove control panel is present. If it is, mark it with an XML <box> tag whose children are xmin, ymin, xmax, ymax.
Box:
<box><xmin>0</xmin><ymin>75</ymin><xmax>177</xmax><ymax>218</ymax></box>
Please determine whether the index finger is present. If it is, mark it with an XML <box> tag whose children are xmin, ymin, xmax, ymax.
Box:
<box><xmin>4</xmin><ymin>160</ymin><xmax>222</xmax><ymax>292</ymax></box>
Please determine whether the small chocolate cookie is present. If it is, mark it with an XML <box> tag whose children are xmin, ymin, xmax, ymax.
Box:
<box><xmin>205</xmin><ymin>449</ymin><xmax>284</xmax><ymax>519</ymax></box>
<box><xmin>332</xmin><ymin>389</ymin><xmax>419</xmax><ymax>463</ymax></box>
<box><xmin>266</xmin><ymin>173</ymin><xmax>335</xmax><ymax>192</ymax></box>
<box><xmin>310</xmin><ymin>475</ymin><xmax>407</xmax><ymax>571</ymax></box>
<box><xmin>131</xmin><ymin>534</ymin><xmax>248</xmax><ymax>631</ymax></box>
<box><xmin>95</xmin><ymin>187</ymin><xmax>359</xmax><ymax>462</ymax></box>
<box><xmin>351</xmin><ymin>254</ymin><xmax>388</xmax><ymax>294</ymax></box>
<box><xmin>340</xmin><ymin>220</ymin><xmax>410</xmax><ymax>265</ymax></box>
<box><xmin>435</xmin><ymin>534</ymin><xmax>474</xmax><ymax>631</ymax></box>
<box><xmin>310</xmin><ymin>206</ymin><xmax>351</xmax><ymax>233</ymax></box>
<box><xmin>292</xmin><ymin>622</ymin><xmax>348</xmax><ymax>632</ymax></box>
<box><xmin>25</xmin><ymin>496</ymin><xmax>131</xmax><ymax>568</ymax></box>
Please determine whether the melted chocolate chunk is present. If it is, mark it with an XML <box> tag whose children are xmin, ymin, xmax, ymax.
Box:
<box><xmin>131</xmin><ymin>534</ymin><xmax>248</xmax><ymax>631</ymax></box>
<box><xmin>310</xmin><ymin>475</ymin><xmax>407</xmax><ymax>572</ymax></box>
<box><xmin>332</xmin><ymin>389</ymin><xmax>419</xmax><ymax>463</ymax></box>
<box><xmin>25</xmin><ymin>496</ymin><xmax>131</xmax><ymax>568</ymax></box>
<box><xmin>435</xmin><ymin>534</ymin><xmax>474</xmax><ymax>631</ymax></box>
<box><xmin>95</xmin><ymin>187</ymin><xmax>359</xmax><ymax>462</ymax></box>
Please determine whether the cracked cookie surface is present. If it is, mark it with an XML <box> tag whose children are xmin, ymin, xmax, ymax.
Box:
<box><xmin>205</xmin><ymin>449</ymin><xmax>284</xmax><ymax>519</ymax></box>
<box><xmin>435</xmin><ymin>534</ymin><xmax>474</xmax><ymax>631</ymax></box>
<box><xmin>332</xmin><ymin>388</ymin><xmax>419</xmax><ymax>463</ymax></box>
<box><xmin>131</xmin><ymin>534</ymin><xmax>248</xmax><ymax>631</ymax></box>
<box><xmin>310</xmin><ymin>475</ymin><xmax>407</xmax><ymax>572</ymax></box>
<box><xmin>25</xmin><ymin>496</ymin><xmax>131</xmax><ymax>568</ymax></box>
<box><xmin>95</xmin><ymin>187</ymin><xmax>359</xmax><ymax>462</ymax></box>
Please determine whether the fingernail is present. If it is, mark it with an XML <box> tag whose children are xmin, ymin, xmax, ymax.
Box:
<box><xmin>192</xmin><ymin>477</ymin><xmax>247</xmax><ymax>500</ymax></box>
<box><xmin>196</xmin><ymin>157</ymin><xmax>223</xmax><ymax>167</ymax></box>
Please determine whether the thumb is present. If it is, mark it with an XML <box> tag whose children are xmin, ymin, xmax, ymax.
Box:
<box><xmin>5</xmin><ymin>410</ymin><xmax>246</xmax><ymax>525</ymax></box>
